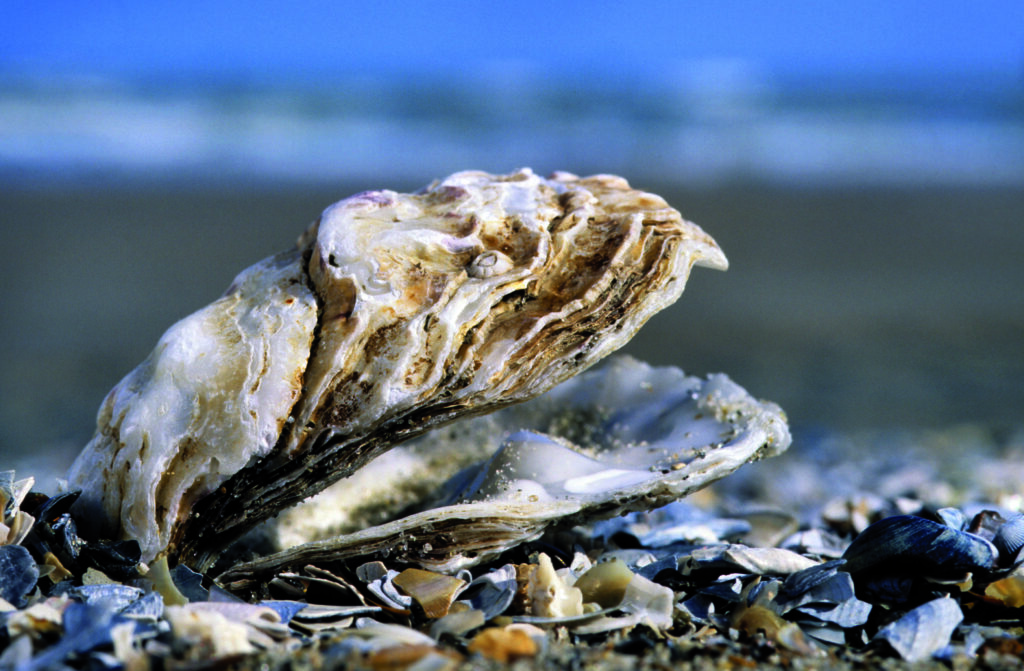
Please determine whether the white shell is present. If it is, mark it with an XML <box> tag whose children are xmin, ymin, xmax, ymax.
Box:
<box><xmin>65</xmin><ymin>169</ymin><xmax>730</xmax><ymax>567</ymax></box>
<box><xmin>67</xmin><ymin>251</ymin><xmax>318</xmax><ymax>555</ymax></box>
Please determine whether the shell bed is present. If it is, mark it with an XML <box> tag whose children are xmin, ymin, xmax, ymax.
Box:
<box><xmin>3</xmin><ymin>171</ymin><xmax>1021</xmax><ymax>669</ymax></box>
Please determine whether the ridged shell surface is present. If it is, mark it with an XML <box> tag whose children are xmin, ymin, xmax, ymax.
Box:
<box><xmin>67</xmin><ymin>169</ymin><xmax>729</xmax><ymax>567</ymax></box>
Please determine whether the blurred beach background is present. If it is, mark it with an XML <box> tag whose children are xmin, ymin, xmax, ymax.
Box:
<box><xmin>2</xmin><ymin>2</ymin><xmax>1023</xmax><ymax>488</ymax></box>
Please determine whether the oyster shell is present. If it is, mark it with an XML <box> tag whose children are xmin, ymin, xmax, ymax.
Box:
<box><xmin>66</xmin><ymin>169</ymin><xmax>731</xmax><ymax>568</ymax></box>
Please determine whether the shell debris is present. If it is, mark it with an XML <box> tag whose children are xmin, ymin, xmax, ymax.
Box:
<box><xmin>6</xmin><ymin>442</ymin><xmax>1024</xmax><ymax>667</ymax></box>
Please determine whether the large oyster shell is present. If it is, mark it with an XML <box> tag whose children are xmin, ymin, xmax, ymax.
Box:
<box><xmin>67</xmin><ymin>169</ymin><xmax>729</xmax><ymax>568</ymax></box>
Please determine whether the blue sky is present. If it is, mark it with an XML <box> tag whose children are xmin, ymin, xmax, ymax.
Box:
<box><xmin>3</xmin><ymin>1</ymin><xmax>1022</xmax><ymax>80</ymax></box>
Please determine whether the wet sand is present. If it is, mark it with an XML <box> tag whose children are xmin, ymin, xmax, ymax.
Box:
<box><xmin>2</xmin><ymin>182</ymin><xmax>1022</xmax><ymax>484</ymax></box>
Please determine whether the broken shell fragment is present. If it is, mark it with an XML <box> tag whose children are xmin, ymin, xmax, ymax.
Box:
<box><xmin>571</xmin><ymin>571</ymin><xmax>676</xmax><ymax>635</ymax></box>
<box><xmin>65</xmin><ymin>168</ymin><xmax>731</xmax><ymax>568</ymax></box>
<box><xmin>681</xmin><ymin>545</ymin><xmax>819</xmax><ymax>578</ymax></box>
<box><xmin>983</xmin><ymin>567</ymin><xmax>1024</xmax><ymax>607</ymax></box>
<box><xmin>574</xmin><ymin>559</ymin><xmax>633</xmax><ymax>609</ymax></box>
<box><xmin>467</xmin><ymin>625</ymin><xmax>539</xmax><ymax>663</ymax></box>
<box><xmin>392</xmin><ymin>568</ymin><xmax>467</xmax><ymax>619</ymax></box>
<box><xmin>0</xmin><ymin>545</ymin><xmax>39</xmax><ymax>608</ymax></box>
<box><xmin>527</xmin><ymin>553</ymin><xmax>584</xmax><ymax>619</ymax></box>
<box><xmin>0</xmin><ymin>471</ymin><xmax>35</xmax><ymax>547</ymax></box>
<box><xmin>871</xmin><ymin>596</ymin><xmax>963</xmax><ymax>662</ymax></box>
<box><xmin>455</xmin><ymin>564</ymin><xmax>519</xmax><ymax>621</ymax></box>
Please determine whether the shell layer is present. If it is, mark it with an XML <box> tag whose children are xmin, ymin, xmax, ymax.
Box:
<box><xmin>219</xmin><ymin>355</ymin><xmax>791</xmax><ymax>587</ymax></box>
